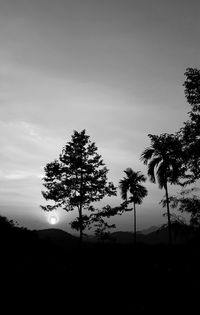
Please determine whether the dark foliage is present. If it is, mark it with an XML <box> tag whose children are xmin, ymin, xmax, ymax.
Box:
<box><xmin>141</xmin><ymin>133</ymin><xmax>184</xmax><ymax>188</ymax></box>
<box><xmin>141</xmin><ymin>133</ymin><xmax>185</xmax><ymax>245</ymax></box>
<box><xmin>119</xmin><ymin>168</ymin><xmax>148</xmax><ymax>243</ymax></box>
<box><xmin>119</xmin><ymin>168</ymin><xmax>148</xmax><ymax>205</ymax></box>
<box><xmin>178</xmin><ymin>68</ymin><xmax>200</xmax><ymax>182</ymax></box>
<box><xmin>183</xmin><ymin>68</ymin><xmax>200</xmax><ymax>110</ymax></box>
<box><xmin>0</xmin><ymin>215</ymin><xmax>38</xmax><ymax>254</ymax></box>
<box><xmin>41</xmin><ymin>129</ymin><xmax>117</xmax><ymax>243</ymax></box>
<box><xmin>166</xmin><ymin>188</ymin><xmax>200</xmax><ymax>228</ymax></box>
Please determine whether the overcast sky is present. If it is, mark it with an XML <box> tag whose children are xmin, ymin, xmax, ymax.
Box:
<box><xmin>0</xmin><ymin>0</ymin><xmax>199</xmax><ymax>233</ymax></box>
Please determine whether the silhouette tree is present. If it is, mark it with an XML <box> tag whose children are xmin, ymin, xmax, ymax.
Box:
<box><xmin>166</xmin><ymin>188</ymin><xmax>200</xmax><ymax>229</ymax></box>
<box><xmin>41</xmin><ymin>130</ymin><xmax>116</xmax><ymax>246</ymax></box>
<box><xmin>93</xmin><ymin>215</ymin><xmax>115</xmax><ymax>242</ymax></box>
<box><xmin>178</xmin><ymin>68</ymin><xmax>200</xmax><ymax>182</ymax></box>
<box><xmin>119</xmin><ymin>168</ymin><xmax>147</xmax><ymax>244</ymax></box>
<box><xmin>141</xmin><ymin>133</ymin><xmax>183</xmax><ymax>245</ymax></box>
<box><xmin>88</xmin><ymin>205</ymin><xmax>122</xmax><ymax>241</ymax></box>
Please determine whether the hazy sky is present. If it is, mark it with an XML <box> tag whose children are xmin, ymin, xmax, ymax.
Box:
<box><xmin>0</xmin><ymin>0</ymin><xmax>199</xmax><ymax>233</ymax></box>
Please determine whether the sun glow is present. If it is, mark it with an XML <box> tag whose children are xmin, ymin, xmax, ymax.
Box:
<box><xmin>48</xmin><ymin>215</ymin><xmax>59</xmax><ymax>225</ymax></box>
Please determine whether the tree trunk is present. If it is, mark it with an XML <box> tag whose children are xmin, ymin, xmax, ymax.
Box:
<box><xmin>133</xmin><ymin>203</ymin><xmax>136</xmax><ymax>245</ymax></box>
<box><xmin>165</xmin><ymin>182</ymin><xmax>172</xmax><ymax>246</ymax></box>
<box><xmin>79</xmin><ymin>165</ymin><xmax>83</xmax><ymax>248</ymax></box>
<box><xmin>79</xmin><ymin>205</ymin><xmax>83</xmax><ymax>248</ymax></box>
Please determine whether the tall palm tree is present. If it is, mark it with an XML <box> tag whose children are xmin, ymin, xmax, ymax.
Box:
<box><xmin>140</xmin><ymin>133</ymin><xmax>183</xmax><ymax>245</ymax></box>
<box><xmin>119</xmin><ymin>168</ymin><xmax>148</xmax><ymax>244</ymax></box>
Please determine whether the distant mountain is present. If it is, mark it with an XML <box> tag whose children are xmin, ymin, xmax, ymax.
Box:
<box><xmin>111</xmin><ymin>231</ymin><xmax>135</xmax><ymax>244</ymax></box>
<box><xmin>138</xmin><ymin>226</ymin><xmax>160</xmax><ymax>235</ymax></box>
<box><xmin>34</xmin><ymin>225</ymin><xmax>192</xmax><ymax>248</ymax></box>
<box><xmin>110</xmin><ymin>226</ymin><xmax>160</xmax><ymax>244</ymax></box>
<box><xmin>110</xmin><ymin>226</ymin><xmax>192</xmax><ymax>245</ymax></box>
<box><xmin>36</xmin><ymin>228</ymin><xmax>78</xmax><ymax>248</ymax></box>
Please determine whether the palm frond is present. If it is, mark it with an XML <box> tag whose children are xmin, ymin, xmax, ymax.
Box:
<box><xmin>130</xmin><ymin>185</ymin><xmax>148</xmax><ymax>204</ymax></box>
<box><xmin>124</xmin><ymin>167</ymin><xmax>134</xmax><ymax>177</ymax></box>
<box><xmin>147</xmin><ymin>157</ymin><xmax>161</xmax><ymax>183</ymax></box>
<box><xmin>168</xmin><ymin>159</ymin><xmax>182</xmax><ymax>184</ymax></box>
<box><xmin>156</xmin><ymin>161</ymin><xmax>167</xmax><ymax>189</ymax></box>
<box><xmin>135</xmin><ymin>171</ymin><xmax>147</xmax><ymax>183</ymax></box>
<box><xmin>119</xmin><ymin>178</ymin><xmax>128</xmax><ymax>201</ymax></box>
<box><xmin>119</xmin><ymin>168</ymin><xmax>148</xmax><ymax>206</ymax></box>
<box><xmin>140</xmin><ymin>147</ymin><xmax>155</xmax><ymax>165</ymax></box>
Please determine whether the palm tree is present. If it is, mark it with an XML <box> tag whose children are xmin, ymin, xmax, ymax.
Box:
<box><xmin>140</xmin><ymin>133</ymin><xmax>183</xmax><ymax>245</ymax></box>
<box><xmin>119</xmin><ymin>168</ymin><xmax>148</xmax><ymax>244</ymax></box>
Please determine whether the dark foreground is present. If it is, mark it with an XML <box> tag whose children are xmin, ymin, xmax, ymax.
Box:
<box><xmin>1</xmin><ymin>228</ymin><xmax>200</xmax><ymax>315</ymax></box>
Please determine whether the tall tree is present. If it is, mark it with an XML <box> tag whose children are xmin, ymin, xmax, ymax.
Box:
<box><xmin>141</xmin><ymin>133</ymin><xmax>183</xmax><ymax>245</ymax></box>
<box><xmin>178</xmin><ymin>68</ymin><xmax>200</xmax><ymax>182</ymax></box>
<box><xmin>41</xmin><ymin>130</ymin><xmax>117</xmax><ymax>246</ymax></box>
<box><xmin>119</xmin><ymin>168</ymin><xmax>147</xmax><ymax>244</ymax></box>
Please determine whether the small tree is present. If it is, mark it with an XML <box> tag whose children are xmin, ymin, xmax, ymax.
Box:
<box><xmin>89</xmin><ymin>205</ymin><xmax>121</xmax><ymax>241</ymax></box>
<box><xmin>119</xmin><ymin>168</ymin><xmax>148</xmax><ymax>244</ymax></box>
<box><xmin>41</xmin><ymin>130</ymin><xmax>117</xmax><ymax>246</ymax></box>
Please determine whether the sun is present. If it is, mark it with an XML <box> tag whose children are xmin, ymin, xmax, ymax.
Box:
<box><xmin>48</xmin><ymin>215</ymin><xmax>59</xmax><ymax>225</ymax></box>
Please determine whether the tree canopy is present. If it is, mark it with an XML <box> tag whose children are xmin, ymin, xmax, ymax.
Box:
<box><xmin>141</xmin><ymin>133</ymin><xmax>184</xmax><ymax>188</ymax></box>
<box><xmin>41</xmin><ymin>129</ymin><xmax>117</xmax><ymax>243</ymax></box>
<box><xmin>119</xmin><ymin>168</ymin><xmax>147</xmax><ymax>206</ymax></box>
<box><xmin>178</xmin><ymin>68</ymin><xmax>200</xmax><ymax>182</ymax></box>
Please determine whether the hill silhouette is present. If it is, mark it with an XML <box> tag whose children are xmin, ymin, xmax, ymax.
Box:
<box><xmin>138</xmin><ymin>225</ymin><xmax>160</xmax><ymax>234</ymax></box>
<box><xmin>34</xmin><ymin>224</ymin><xmax>194</xmax><ymax>246</ymax></box>
<box><xmin>36</xmin><ymin>228</ymin><xmax>78</xmax><ymax>249</ymax></box>
<box><xmin>111</xmin><ymin>225</ymin><xmax>193</xmax><ymax>244</ymax></box>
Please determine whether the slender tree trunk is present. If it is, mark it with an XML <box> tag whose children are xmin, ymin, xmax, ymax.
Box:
<box><xmin>79</xmin><ymin>204</ymin><xmax>83</xmax><ymax>248</ymax></box>
<box><xmin>79</xmin><ymin>165</ymin><xmax>83</xmax><ymax>248</ymax></box>
<box><xmin>165</xmin><ymin>182</ymin><xmax>172</xmax><ymax>246</ymax></box>
<box><xmin>133</xmin><ymin>203</ymin><xmax>136</xmax><ymax>245</ymax></box>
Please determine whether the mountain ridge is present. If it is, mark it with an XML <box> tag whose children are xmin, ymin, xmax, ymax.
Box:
<box><xmin>34</xmin><ymin>224</ymin><xmax>192</xmax><ymax>246</ymax></box>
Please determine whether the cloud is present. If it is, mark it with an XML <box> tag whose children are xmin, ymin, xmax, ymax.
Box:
<box><xmin>2</xmin><ymin>170</ymin><xmax>43</xmax><ymax>180</ymax></box>
<box><xmin>0</xmin><ymin>120</ymin><xmax>65</xmax><ymax>211</ymax></box>
<box><xmin>0</xmin><ymin>0</ymin><xmax>198</xmax><ymax>230</ymax></box>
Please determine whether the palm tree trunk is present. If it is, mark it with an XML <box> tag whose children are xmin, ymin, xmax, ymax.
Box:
<box><xmin>165</xmin><ymin>182</ymin><xmax>172</xmax><ymax>246</ymax></box>
<box><xmin>133</xmin><ymin>203</ymin><xmax>136</xmax><ymax>244</ymax></box>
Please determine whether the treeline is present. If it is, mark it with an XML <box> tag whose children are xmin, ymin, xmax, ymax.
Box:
<box><xmin>41</xmin><ymin>68</ymin><xmax>200</xmax><ymax>245</ymax></box>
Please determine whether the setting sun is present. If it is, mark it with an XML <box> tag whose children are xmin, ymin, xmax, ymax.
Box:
<box><xmin>48</xmin><ymin>215</ymin><xmax>58</xmax><ymax>225</ymax></box>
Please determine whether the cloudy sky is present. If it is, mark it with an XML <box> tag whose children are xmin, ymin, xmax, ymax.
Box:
<box><xmin>0</xmin><ymin>0</ymin><xmax>199</xmax><ymax>233</ymax></box>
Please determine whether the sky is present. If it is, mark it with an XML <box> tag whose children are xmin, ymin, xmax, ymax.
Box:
<box><xmin>0</xmin><ymin>0</ymin><xmax>199</xmax><ymax>233</ymax></box>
